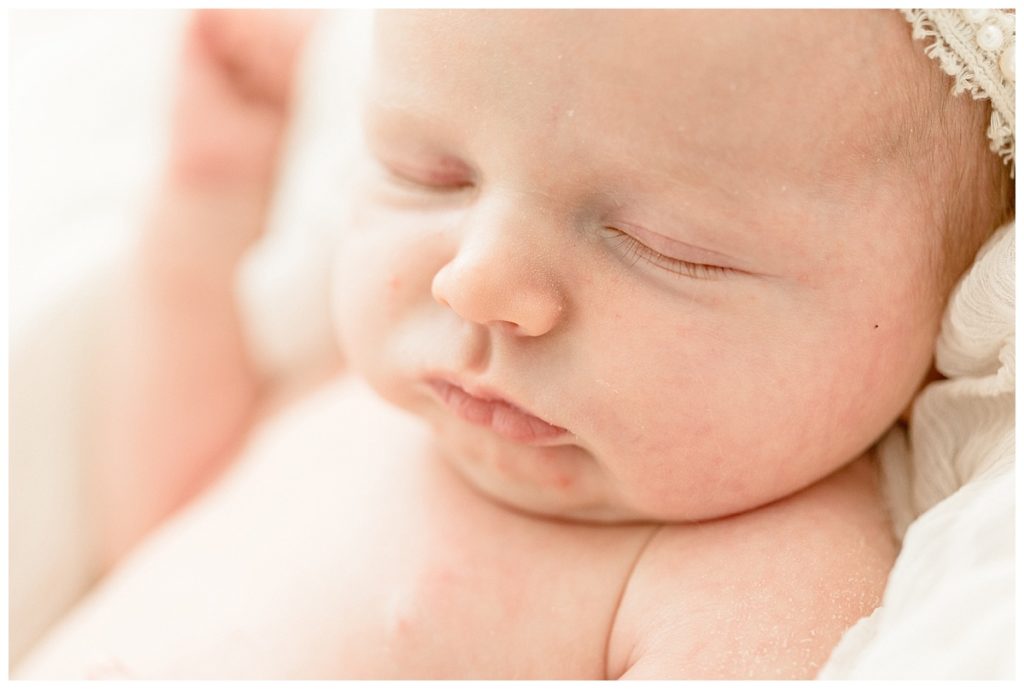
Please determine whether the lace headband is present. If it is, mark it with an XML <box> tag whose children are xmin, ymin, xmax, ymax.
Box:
<box><xmin>902</xmin><ymin>8</ymin><xmax>1016</xmax><ymax>176</ymax></box>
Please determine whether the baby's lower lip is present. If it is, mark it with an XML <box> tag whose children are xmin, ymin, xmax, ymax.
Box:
<box><xmin>426</xmin><ymin>379</ymin><xmax>569</xmax><ymax>445</ymax></box>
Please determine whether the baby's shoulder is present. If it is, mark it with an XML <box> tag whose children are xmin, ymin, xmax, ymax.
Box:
<box><xmin>607</xmin><ymin>455</ymin><xmax>897</xmax><ymax>679</ymax></box>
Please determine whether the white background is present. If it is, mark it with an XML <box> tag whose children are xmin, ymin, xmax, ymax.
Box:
<box><xmin>10</xmin><ymin>11</ymin><xmax>186</xmax><ymax>330</ymax></box>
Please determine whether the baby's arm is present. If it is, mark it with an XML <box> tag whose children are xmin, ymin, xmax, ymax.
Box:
<box><xmin>607</xmin><ymin>455</ymin><xmax>897</xmax><ymax>679</ymax></box>
<box><xmin>92</xmin><ymin>10</ymin><xmax>318</xmax><ymax>573</ymax></box>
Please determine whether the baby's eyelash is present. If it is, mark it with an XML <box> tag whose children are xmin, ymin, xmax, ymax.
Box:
<box><xmin>604</xmin><ymin>227</ymin><xmax>731</xmax><ymax>280</ymax></box>
<box><xmin>388</xmin><ymin>170</ymin><xmax>472</xmax><ymax>192</ymax></box>
<box><xmin>377</xmin><ymin>158</ymin><xmax>473</xmax><ymax>193</ymax></box>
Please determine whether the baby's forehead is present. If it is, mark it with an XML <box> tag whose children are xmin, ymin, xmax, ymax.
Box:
<box><xmin>371</xmin><ymin>10</ymin><xmax>927</xmax><ymax>188</ymax></box>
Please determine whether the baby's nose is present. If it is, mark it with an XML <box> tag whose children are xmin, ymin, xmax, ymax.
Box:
<box><xmin>431</xmin><ymin>248</ymin><xmax>565</xmax><ymax>337</ymax></box>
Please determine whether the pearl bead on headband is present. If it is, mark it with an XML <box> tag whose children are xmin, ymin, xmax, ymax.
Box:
<box><xmin>902</xmin><ymin>9</ymin><xmax>1016</xmax><ymax>177</ymax></box>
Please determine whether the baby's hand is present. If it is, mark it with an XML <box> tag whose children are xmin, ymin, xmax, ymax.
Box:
<box><xmin>168</xmin><ymin>9</ymin><xmax>315</xmax><ymax>194</ymax></box>
<box><xmin>147</xmin><ymin>10</ymin><xmax>317</xmax><ymax>268</ymax></box>
<box><xmin>136</xmin><ymin>9</ymin><xmax>319</xmax><ymax>285</ymax></box>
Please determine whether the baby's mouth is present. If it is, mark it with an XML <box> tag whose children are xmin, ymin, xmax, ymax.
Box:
<box><xmin>425</xmin><ymin>378</ymin><xmax>570</xmax><ymax>446</ymax></box>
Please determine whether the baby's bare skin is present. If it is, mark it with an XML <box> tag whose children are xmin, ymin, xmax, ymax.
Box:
<box><xmin>17</xmin><ymin>8</ymin><xmax>959</xmax><ymax>678</ymax></box>
<box><xmin>16</xmin><ymin>375</ymin><xmax>894</xmax><ymax>679</ymax></box>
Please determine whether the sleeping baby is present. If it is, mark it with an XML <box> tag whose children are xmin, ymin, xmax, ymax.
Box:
<box><xmin>14</xmin><ymin>8</ymin><xmax>1014</xmax><ymax>679</ymax></box>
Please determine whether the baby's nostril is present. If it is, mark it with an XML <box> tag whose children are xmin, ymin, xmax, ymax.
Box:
<box><xmin>491</xmin><ymin>320</ymin><xmax>521</xmax><ymax>335</ymax></box>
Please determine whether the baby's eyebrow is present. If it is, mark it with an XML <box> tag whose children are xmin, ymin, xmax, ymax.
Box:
<box><xmin>361</xmin><ymin>93</ymin><xmax>454</xmax><ymax>135</ymax></box>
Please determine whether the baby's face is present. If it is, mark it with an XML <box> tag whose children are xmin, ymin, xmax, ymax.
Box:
<box><xmin>333</xmin><ymin>10</ymin><xmax>946</xmax><ymax>522</ymax></box>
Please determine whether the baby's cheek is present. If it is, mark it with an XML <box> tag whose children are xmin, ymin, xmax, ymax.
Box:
<box><xmin>808</xmin><ymin>226</ymin><xmax>945</xmax><ymax>439</ymax></box>
<box><xmin>830</xmin><ymin>267</ymin><xmax>940</xmax><ymax>417</ymax></box>
<box><xmin>827</xmin><ymin>316</ymin><xmax>935</xmax><ymax>437</ymax></box>
<box><xmin>574</xmin><ymin>328</ymin><xmax>758</xmax><ymax>519</ymax></box>
<box><xmin>586</xmin><ymin>306</ymin><xmax>894</xmax><ymax>520</ymax></box>
<box><xmin>330</xmin><ymin>208</ymin><xmax>457</xmax><ymax>391</ymax></box>
<box><xmin>330</xmin><ymin>239</ymin><xmax>383</xmax><ymax>368</ymax></box>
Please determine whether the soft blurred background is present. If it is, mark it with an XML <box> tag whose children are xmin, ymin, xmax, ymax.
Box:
<box><xmin>9</xmin><ymin>9</ymin><xmax>363</xmax><ymax>666</ymax></box>
<box><xmin>10</xmin><ymin>11</ymin><xmax>186</xmax><ymax>333</ymax></box>
<box><xmin>10</xmin><ymin>10</ymin><xmax>186</xmax><ymax>666</ymax></box>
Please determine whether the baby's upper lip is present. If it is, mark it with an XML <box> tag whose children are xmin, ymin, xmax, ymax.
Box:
<box><xmin>431</xmin><ymin>373</ymin><xmax>546</xmax><ymax>416</ymax></box>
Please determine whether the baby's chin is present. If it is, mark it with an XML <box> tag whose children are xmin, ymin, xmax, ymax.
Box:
<box><xmin>428</xmin><ymin>428</ymin><xmax>658</xmax><ymax>525</ymax></box>
<box><xmin>446</xmin><ymin>453</ymin><xmax>637</xmax><ymax>523</ymax></box>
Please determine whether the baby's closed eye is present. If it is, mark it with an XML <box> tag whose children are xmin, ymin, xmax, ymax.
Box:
<box><xmin>600</xmin><ymin>225</ymin><xmax>736</xmax><ymax>281</ymax></box>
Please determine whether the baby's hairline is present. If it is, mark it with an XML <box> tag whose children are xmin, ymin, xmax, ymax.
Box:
<box><xmin>876</xmin><ymin>19</ymin><xmax>1015</xmax><ymax>298</ymax></box>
